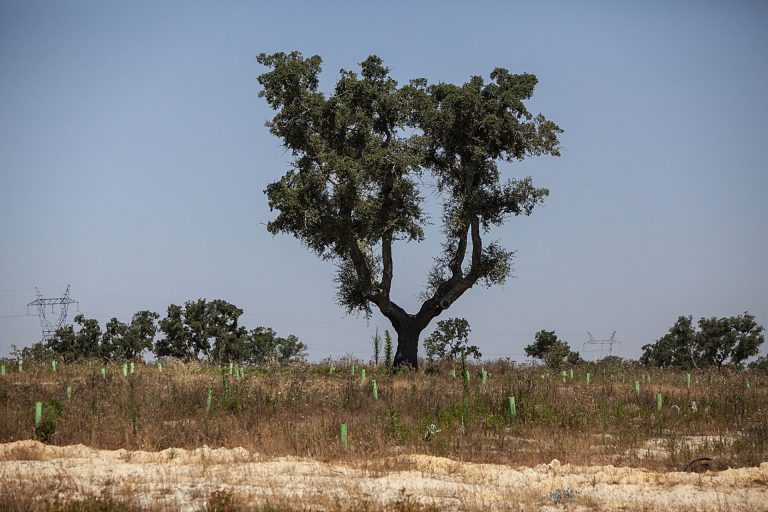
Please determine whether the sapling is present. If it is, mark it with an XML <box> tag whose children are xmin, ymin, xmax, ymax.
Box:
<box><xmin>372</xmin><ymin>328</ymin><xmax>381</xmax><ymax>366</ymax></box>
<box><xmin>383</xmin><ymin>330</ymin><xmax>394</xmax><ymax>370</ymax></box>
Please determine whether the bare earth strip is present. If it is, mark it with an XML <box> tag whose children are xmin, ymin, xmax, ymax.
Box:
<box><xmin>0</xmin><ymin>441</ymin><xmax>766</xmax><ymax>511</ymax></box>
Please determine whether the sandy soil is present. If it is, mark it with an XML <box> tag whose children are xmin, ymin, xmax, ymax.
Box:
<box><xmin>0</xmin><ymin>440</ymin><xmax>766</xmax><ymax>511</ymax></box>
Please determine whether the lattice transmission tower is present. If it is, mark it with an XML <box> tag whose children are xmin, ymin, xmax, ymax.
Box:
<box><xmin>582</xmin><ymin>331</ymin><xmax>620</xmax><ymax>361</ymax></box>
<box><xmin>27</xmin><ymin>285</ymin><xmax>78</xmax><ymax>342</ymax></box>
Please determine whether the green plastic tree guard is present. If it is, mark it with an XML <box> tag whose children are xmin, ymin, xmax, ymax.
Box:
<box><xmin>340</xmin><ymin>423</ymin><xmax>349</xmax><ymax>449</ymax></box>
<box><xmin>51</xmin><ymin>360</ymin><xmax>57</xmax><ymax>372</ymax></box>
<box><xmin>686</xmin><ymin>373</ymin><xmax>691</xmax><ymax>387</ymax></box>
<box><xmin>206</xmin><ymin>387</ymin><xmax>213</xmax><ymax>412</ymax></box>
<box><xmin>0</xmin><ymin>364</ymin><xmax>5</xmax><ymax>376</ymax></box>
<box><xmin>130</xmin><ymin>362</ymin><xmax>135</xmax><ymax>374</ymax></box>
<box><xmin>371</xmin><ymin>379</ymin><xmax>378</xmax><ymax>400</ymax></box>
<box><xmin>360</xmin><ymin>368</ymin><xmax>366</xmax><ymax>386</ymax></box>
<box><xmin>508</xmin><ymin>396</ymin><xmax>516</xmax><ymax>418</ymax></box>
<box><xmin>562</xmin><ymin>370</ymin><xmax>567</xmax><ymax>383</ymax></box>
<box><xmin>158</xmin><ymin>363</ymin><xmax>163</xmax><ymax>373</ymax></box>
<box><xmin>569</xmin><ymin>369</ymin><xmax>574</xmax><ymax>381</ymax></box>
<box><xmin>34</xmin><ymin>402</ymin><xmax>42</xmax><ymax>427</ymax></box>
<box><xmin>481</xmin><ymin>369</ymin><xmax>487</xmax><ymax>385</ymax></box>
<box><xmin>634</xmin><ymin>380</ymin><xmax>640</xmax><ymax>395</ymax></box>
<box><xmin>586</xmin><ymin>372</ymin><xmax>591</xmax><ymax>384</ymax></box>
<box><xmin>122</xmin><ymin>364</ymin><xmax>128</xmax><ymax>377</ymax></box>
<box><xmin>66</xmin><ymin>385</ymin><xmax>72</xmax><ymax>401</ymax></box>
<box><xmin>656</xmin><ymin>392</ymin><xmax>663</xmax><ymax>411</ymax></box>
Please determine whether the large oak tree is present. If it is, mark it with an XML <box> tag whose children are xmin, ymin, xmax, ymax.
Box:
<box><xmin>257</xmin><ymin>52</ymin><xmax>562</xmax><ymax>368</ymax></box>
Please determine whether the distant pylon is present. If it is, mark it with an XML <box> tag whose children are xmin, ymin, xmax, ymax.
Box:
<box><xmin>582</xmin><ymin>331</ymin><xmax>620</xmax><ymax>361</ymax></box>
<box><xmin>27</xmin><ymin>285</ymin><xmax>78</xmax><ymax>342</ymax></box>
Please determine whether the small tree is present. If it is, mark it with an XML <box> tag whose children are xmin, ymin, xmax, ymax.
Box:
<box><xmin>11</xmin><ymin>342</ymin><xmax>53</xmax><ymax>363</ymax></box>
<box><xmin>101</xmin><ymin>317</ymin><xmax>129</xmax><ymax>361</ymax></box>
<box><xmin>155</xmin><ymin>304</ymin><xmax>190</xmax><ymax>359</ymax></box>
<box><xmin>423</xmin><ymin>318</ymin><xmax>482</xmax><ymax>363</ymax></box>
<box><xmin>640</xmin><ymin>316</ymin><xmax>698</xmax><ymax>369</ymax></box>
<box><xmin>372</xmin><ymin>327</ymin><xmax>381</xmax><ymax>366</ymax></box>
<box><xmin>155</xmin><ymin>299</ymin><xmax>245</xmax><ymax>362</ymax></box>
<box><xmin>384</xmin><ymin>330</ymin><xmax>394</xmax><ymax>369</ymax></box>
<box><xmin>47</xmin><ymin>314</ymin><xmax>103</xmax><ymax>362</ymax></box>
<box><xmin>525</xmin><ymin>330</ymin><xmax>580</xmax><ymax>369</ymax></box>
<box><xmin>108</xmin><ymin>310</ymin><xmax>160</xmax><ymax>361</ymax></box>
<box><xmin>697</xmin><ymin>313</ymin><xmax>764</xmax><ymax>368</ymax></box>
<box><xmin>246</xmin><ymin>326</ymin><xmax>307</xmax><ymax>364</ymax></box>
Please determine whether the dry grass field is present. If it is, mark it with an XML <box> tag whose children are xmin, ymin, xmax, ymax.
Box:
<box><xmin>0</xmin><ymin>360</ymin><xmax>766</xmax><ymax>510</ymax></box>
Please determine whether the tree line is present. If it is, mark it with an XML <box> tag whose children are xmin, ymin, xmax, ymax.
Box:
<box><xmin>15</xmin><ymin>298</ymin><xmax>307</xmax><ymax>364</ymax></box>
<box><xmin>522</xmin><ymin>312</ymin><xmax>764</xmax><ymax>370</ymax></box>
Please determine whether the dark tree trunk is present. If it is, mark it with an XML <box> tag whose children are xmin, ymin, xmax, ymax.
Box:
<box><xmin>393</xmin><ymin>322</ymin><xmax>423</xmax><ymax>369</ymax></box>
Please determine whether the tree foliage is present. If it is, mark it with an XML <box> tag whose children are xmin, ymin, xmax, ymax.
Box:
<box><xmin>257</xmin><ymin>52</ymin><xmax>561</xmax><ymax>367</ymax></box>
<box><xmin>524</xmin><ymin>330</ymin><xmax>581</xmax><ymax>369</ymax></box>
<box><xmin>749</xmin><ymin>356</ymin><xmax>768</xmax><ymax>373</ymax></box>
<box><xmin>32</xmin><ymin>299</ymin><xmax>305</xmax><ymax>365</ymax></box>
<box><xmin>423</xmin><ymin>318</ymin><xmax>482</xmax><ymax>363</ymax></box>
<box><xmin>155</xmin><ymin>299</ymin><xmax>244</xmax><ymax>361</ymax></box>
<box><xmin>44</xmin><ymin>311</ymin><xmax>160</xmax><ymax>362</ymax></box>
<box><xmin>154</xmin><ymin>299</ymin><xmax>306</xmax><ymax>364</ymax></box>
<box><xmin>641</xmin><ymin>312</ymin><xmax>764</xmax><ymax>369</ymax></box>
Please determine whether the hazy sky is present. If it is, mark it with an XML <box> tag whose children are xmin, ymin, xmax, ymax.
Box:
<box><xmin>1</xmin><ymin>1</ymin><xmax>766</xmax><ymax>362</ymax></box>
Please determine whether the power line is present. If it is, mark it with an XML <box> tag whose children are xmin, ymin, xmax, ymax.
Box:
<box><xmin>0</xmin><ymin>313</ymin><xmax>32</xmax><ymax>320</ymax></box>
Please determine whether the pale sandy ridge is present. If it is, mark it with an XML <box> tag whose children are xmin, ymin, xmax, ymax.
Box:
<box><xmin>0</xmin><ymin>440</ymin><xmax>765</xmax><ymax>511</ymax></box>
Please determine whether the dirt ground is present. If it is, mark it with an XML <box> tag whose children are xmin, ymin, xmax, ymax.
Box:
<box><xmin>0</xmin><ymin>441</ymin><xmax>766</xmax><ymax>511</ymax></box>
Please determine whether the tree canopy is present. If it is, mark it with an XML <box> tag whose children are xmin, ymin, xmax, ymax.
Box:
<box><xmin>640</xmin><ymin>312</ymin><xmax>764</xmax><ymax>369</ymax></box>
<box><xmin>423</xmin><ymin>317</ymin><xmax>482</xmax><ymax>363</ymax></box>
<box><xmin>26</xmin><ymin>299</ymin><xmax>306</xmax><ymax>365</ymax></box>
<box><xmin>257</xmin><ymin>52</ymin><xmax>562</xmax><ymax>367</ymax></box>
<box><xmin>155</xmin><ymin>299</ymin><xmax>307</xmax><ymax>364</ymax></box>
<box><xmin>524</xmin><ymin>330</ymin><xmax>581</xmax><ymax>369</ymax></box>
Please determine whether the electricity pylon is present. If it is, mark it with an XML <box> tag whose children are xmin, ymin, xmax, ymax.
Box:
<box><xmin>583</xmin><ymin>331</ymin><xmax>620</xmax><ymax>361</ymax></box>
<box><xmin>27</xmin><ymin>285</ymin><xmax>78</xmax><ymax>342</ymax></box>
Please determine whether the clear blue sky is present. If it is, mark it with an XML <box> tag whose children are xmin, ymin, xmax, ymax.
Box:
<box><xmin>1</xmin><ymin>1</ymin><xmax>766</xmax><ymax>362</ymax></box>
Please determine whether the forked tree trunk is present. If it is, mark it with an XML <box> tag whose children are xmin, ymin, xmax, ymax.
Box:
<box><xmin>393</xmin><ymin>323</ymin><xmax>423</xmax><ymax>369</ymax></box>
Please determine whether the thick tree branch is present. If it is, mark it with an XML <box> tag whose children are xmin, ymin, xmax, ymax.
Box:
<box><xmin>380</xmin><ymin>166</ymin><xmax>396</xmax><ymax>297</ymax></box>
<box><xmin>382</xmin><ymin>234</ymin><xmax>393</xmax><ymax>295</ymax></box>
<box><xmin>415</xmin><ymin>215</ymin><xmax>482</xmax><ymax>329</ymax></box>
